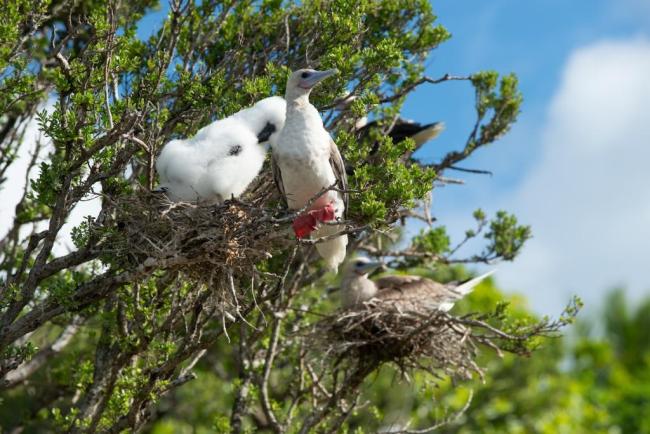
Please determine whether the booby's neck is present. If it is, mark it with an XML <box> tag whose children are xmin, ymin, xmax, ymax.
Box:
<box><xmin>285</xmin><ymin>89</ymin><xmax>312</xmax><ymax>111</ymax></box>
<box><xmin>341</xmin><ymin>274</ymin><xmax>378</xmax><ymax>307</ymax></box>
<box><xmin>282</xmin><ymin>91</ymin><xmax>324</xmax><ymax>134</ymax></box>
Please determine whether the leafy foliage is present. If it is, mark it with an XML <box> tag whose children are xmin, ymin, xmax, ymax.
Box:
<box><xmin>413</xmin><ymin>226</ymin><xmax>451</xmax><ymax>256</ymax></box>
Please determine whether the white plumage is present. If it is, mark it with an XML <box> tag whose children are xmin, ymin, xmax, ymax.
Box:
<box><xmin>272</xmin><ymin>69</ymin><xmax>348</xmax><ymax>271</ymax></box>
<box><xmin>156</xmin><ymin>96</ymin><xmax>286</xmax><ymax>204</ymax></box>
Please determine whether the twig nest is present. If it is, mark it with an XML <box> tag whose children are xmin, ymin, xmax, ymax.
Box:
<box><xmin>106</xmin><ymin>191</ymin><xmax>292</xmax><ymax>282</ymax></box>
<box><xmin>315</xmin><ymin>302</ymin><xmax>483</xmax><ymax>380</ymax></box>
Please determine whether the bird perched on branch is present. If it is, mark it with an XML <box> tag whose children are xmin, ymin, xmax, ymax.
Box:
<box><xmin>336</xmin><ymin>95</ymin><xmax>444</xmax><ymax>176</ymax></box>
<box><xmin>155</xmin><ymin>96</ymin><xmax>286</xmax><ymax>204</ymax></box>
<box><xmin>358</xmin><ymin>118</ymin><xmax>445</xmax><ymax>155</ymax></box>
<box><xmin>272</xmin><ymin>68</ymin><xmax>348</xmax><ymax>271</ymax></box>
<box><xmin>340</xmin><ymin>257</ymin><xmax>494</xmax><ymax>312</ymax></box>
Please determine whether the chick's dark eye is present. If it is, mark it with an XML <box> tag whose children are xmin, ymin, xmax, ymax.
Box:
<box><xmin>301</xmin><ymin>72</ymin><xmax>310</xmax><ymax>79</ymax></box>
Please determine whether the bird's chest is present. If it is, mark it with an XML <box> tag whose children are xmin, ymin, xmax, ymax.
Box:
<box><xmin>276</xmin><ymin>126</ymin><xmax>336</xmax><ymax>208</ymax></box>
<box><xmin>342</xmin><ymin>278</ymin><xmax>377</xmax><ymax>306</ymax></box>
<box><xmin>278</xmin><ymin>141</ymin><xmax>328</xmax><ymax>176</ymax></box>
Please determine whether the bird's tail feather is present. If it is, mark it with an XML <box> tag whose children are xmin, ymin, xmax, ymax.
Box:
<box><xmin>411</xmin><ymin>122</ymin><xmax>445</xmax><ymax>146</ymax></box>
<box><xmin>313</xmin><ymin>224</ymin><xmax>348</xmax><ymax>272</ymax></box>
<box><xmin>453</xmin><ymin>269</ymin><xmax>496</xmax><ymax>296</ymax></box>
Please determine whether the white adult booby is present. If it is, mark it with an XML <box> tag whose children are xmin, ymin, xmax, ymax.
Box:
<box><xmin>271</xmin><ymin>68</ymin><xmax>348</xmax><ymax>271</ymax></box>
<box><xmin>340</xmin><ymin>257</ymin><xmax>494</xmax><ymax>312</ymax></box>
<box><xmin>156</xmin><ymin>96</ymin><xmax>286</xmax><ymax>203</ymax></box>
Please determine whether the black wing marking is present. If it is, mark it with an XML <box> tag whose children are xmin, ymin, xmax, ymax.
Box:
<box><xmin>257</xmin><ymin>122</ymin><xmax>277</xmax><ymax>143</ymax></box>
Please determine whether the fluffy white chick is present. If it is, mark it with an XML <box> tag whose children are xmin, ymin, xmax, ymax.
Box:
<box><xmin>156</xmin><ymin>96</ymin><xmax>286</xmax><ymax>204</ymax></box>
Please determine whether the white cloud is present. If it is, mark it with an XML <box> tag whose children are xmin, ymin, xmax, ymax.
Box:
<box><xmin>495</xmin><ymin>38</ymin><xmax>650</xmax><ymax>314</ymax></box>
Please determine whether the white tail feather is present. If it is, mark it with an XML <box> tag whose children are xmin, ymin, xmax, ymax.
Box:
<box><xmin>411</xmin><ymin>122</ymin><xmax>445</xmax><ymax>146</ymax></box>
<box><xmin>312</xmin><ymin>224</ymin><xmax>348</xmax><ymax>272</ymax></box>
<box><xmin>454</xmin><ymin>269</ymin><xmax>496</xmax><ymax>296</ymax></box>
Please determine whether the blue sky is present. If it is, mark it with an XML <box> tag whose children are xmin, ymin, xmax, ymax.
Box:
<box><xmin>404</xmin><ymin>0</ymin><xmax>650</xmax><ymax>314</ymax></box>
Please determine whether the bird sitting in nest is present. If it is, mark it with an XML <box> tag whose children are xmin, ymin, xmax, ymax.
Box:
<box><xmin>155</xmin><ymin>96</ymin><xmax>286</xmax><ymax>204</ymax></box>
<box><xmin>339</xmin><ymin>257</ymin><xmax>494</xmax><ymax>313</ymax></box>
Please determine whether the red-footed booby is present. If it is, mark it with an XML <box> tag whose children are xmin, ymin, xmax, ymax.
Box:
<box><xmin>156</xmin><ymin>96</ymin><xmax>286</xmax><ymax>204</ymax></box>
<box><xmin>271</xmin><ymin>68</ymin><xmax>348</xmax><ymax>271</ymax></box>
<box><xmin>340</xmin><ymin>257</ymin><xmax>494</xmax><ymax>312</ymax></box>
<box><xmin>336</xmin><ymin>95</ymin><xmax>444</xmax><ymax>176</ymax></box>
<box><xmin>335</xmin><ymin>94</ymin><xmax>445</xmax><ymax>148</ymax></box>
<box><xmin>358</xmin><ymin>118</ymin><xmax>445</xmax><ymax>152</ymax></box>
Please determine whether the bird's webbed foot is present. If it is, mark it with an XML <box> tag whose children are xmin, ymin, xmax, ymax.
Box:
<box><xmin>291</xmin><ymin>202</ymin><xmax>337</xmax><ymax>238</ymax></box>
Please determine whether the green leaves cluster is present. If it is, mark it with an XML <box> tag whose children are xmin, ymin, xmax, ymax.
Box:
<box><xmin>412</xmin><ymin>226</ymin><xmax>451</xmax><ymax>255</ymax></box>
<box><xmin>437</xmin><ymin>72</ymin><xmax>523</xmax><ymax>171</ymax></box>
<box><xmin>471</xmin><ymin>71</ymin><xmax>522</xmax><ymax>146</ymax></box>
<box><xmin>406</xmin><ymin>209</ymin><xmax>531</xmax><ymax>264</ymax></box>
<box><xmin>483</xmin><ymin>210</ymin><xmax>531</xmax><ymax>261</ymax></box>
<box><xmin>351</xmin><ymin>145</ymin><xmax>437</xmax><ymax>222</ymax></box>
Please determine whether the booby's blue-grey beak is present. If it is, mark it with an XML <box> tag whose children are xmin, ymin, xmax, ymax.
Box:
<box><xmin>355</xmin><ymin>260</ymin><xmax>384</xmax><ymax>274</ymax></box>
<box><xmin>299</xmin><ymin>69</ymin><xmax>338</xmax><ymax>89</ymax></box>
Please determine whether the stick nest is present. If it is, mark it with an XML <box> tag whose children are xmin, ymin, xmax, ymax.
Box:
<box><xmin>313</xmin><ymin>297</ymin><xmax>578</xmax><ymax>381</ymax></box>
<box><xmin>106</xmin><ymin>190</ymin><xmax>292</xmax><ymax>282</ymax></box>
<box><xmin>314</xmin><ymin>302</ymin><xmax>486</xmax><ymax>380</ymax></box>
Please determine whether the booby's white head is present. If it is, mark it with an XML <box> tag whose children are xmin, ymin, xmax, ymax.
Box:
<box><xmin>345</xmin><ymin>256</ymin><xmax>384</xmax><ymax>277</ymax></box>
<box><xmin>232</xmin><ymin>96</ymin><xmax>287</xmax><ymax>146</ymax></box>
<box><xmin>340</xmin><ymin>257</ymin><xmax>384</xmax><ymax>307</ymax></box>
<box><xmin>285</xmin><ymin>68</ymin><xmax>338</xmax><ymax>102</ymax></box>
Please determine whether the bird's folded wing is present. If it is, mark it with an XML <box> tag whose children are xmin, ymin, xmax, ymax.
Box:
<box><xmin>329</xmin><ymin>137</ymin><xmax>348</xmax><ymax>216</ymax></box>
<box><xmin>375</xmin><ymin>274</ymin><xmax>424</xmax><ymax>289</ymax></box>
<box><xmin>375</xmin><ymin>275</ymin><xmax>452</xmax><ymax>304</ymax></box>
<box><xmin>271</xmin><ymin>152</ymin><xmax>287</xmax><ymax>207</ymax></box>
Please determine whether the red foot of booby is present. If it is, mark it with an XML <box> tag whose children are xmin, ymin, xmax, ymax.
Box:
<box><xmin>292</xmin><ymin>202</ymin><xmax>336</xmax><ymax>239</ymax></box>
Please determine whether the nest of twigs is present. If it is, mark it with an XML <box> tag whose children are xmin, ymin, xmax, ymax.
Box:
<box><xmin>106</xmin><ymin>190</ymin><xmax>293</xmax><ymax>282</ymax></box>
<box><xmin>316</xmin><ymin>302</ymin><xmax>486</xmax><ymax>380</ymax></box>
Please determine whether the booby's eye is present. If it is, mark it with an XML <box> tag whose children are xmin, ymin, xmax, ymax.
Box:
<box><xmin>301</xmin><ymin>72</ymin><xmax>310</xmax><ymax>79</ymax></box>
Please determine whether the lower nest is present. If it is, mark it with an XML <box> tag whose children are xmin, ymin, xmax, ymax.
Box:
<box><xmin>104</xmin><ymin>191</ymin><xmax>293</xmax><ymax>280</ymax></box>
<box><xmin>317</xmin><ymin>304</ymin><xmax>482</xmax><ymax>379</ymax></box>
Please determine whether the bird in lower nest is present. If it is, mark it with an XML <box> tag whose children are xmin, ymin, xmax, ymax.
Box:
<box><xmin>339</xmin><ymin>257</ymin><xmax>494</xmax><ymax>312</ymax></box>
<box><xmin>155</xmin><ymin>96</ymin><xmax>286</xmax><ymax>204</ymax></box>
